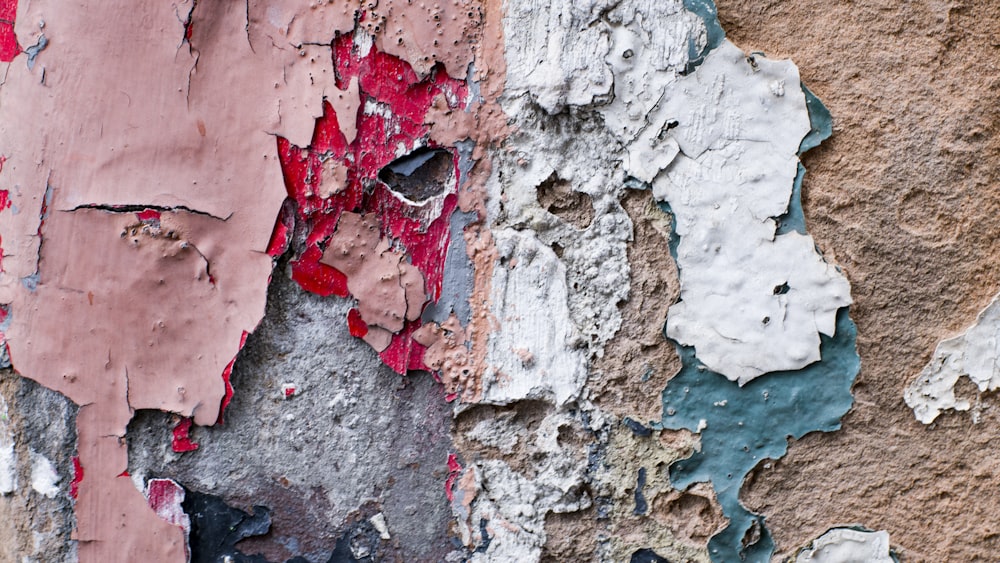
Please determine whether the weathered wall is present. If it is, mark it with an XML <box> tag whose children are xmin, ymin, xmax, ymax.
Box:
<box><xmin>0</xmin><ymin>0</ymin><xmax>996</xmax><ymax>562</ymax></box>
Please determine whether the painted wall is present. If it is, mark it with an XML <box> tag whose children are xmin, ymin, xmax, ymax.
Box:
<box><xmin>0</xmin><ymin>0</ymin><xmax>996</xmax><ymax>561</ymax></box>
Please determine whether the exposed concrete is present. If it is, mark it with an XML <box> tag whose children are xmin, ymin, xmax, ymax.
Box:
<box><xmin>128</xmin><ymin>268</ymin><xmax>457</xmax><ymax>562</ymax></box>
<box><xmin>0</xmin><ymin>370</ymin><xmax>76</xmax><ymax>562</ymax></box>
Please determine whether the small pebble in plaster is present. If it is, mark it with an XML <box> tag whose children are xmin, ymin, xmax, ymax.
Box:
<box><xmin>370</xmin><ymin>512</ymin><xmax>391</xmax><ymax>540</ymax></box>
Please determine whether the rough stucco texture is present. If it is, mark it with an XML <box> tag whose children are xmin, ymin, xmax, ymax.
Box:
<box><xmin>1</xmin><ymin>0</ymin><xmax>999</xmax><ymax>561</ymax></box>
<box><xmin>717</xmin><ymin>1</ymin><xmax>1000</xmax><ymax>561</ymax></box>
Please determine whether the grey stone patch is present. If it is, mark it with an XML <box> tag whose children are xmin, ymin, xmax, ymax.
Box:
<box><xmin>128</xmin><ymin>266</ymin><xmax>457</xmax><ymax>562</ymax></box>
<box><xmin>0</xmin><ymin>369</ymin><xmax>77</xmax><ymax>562</ymax></box>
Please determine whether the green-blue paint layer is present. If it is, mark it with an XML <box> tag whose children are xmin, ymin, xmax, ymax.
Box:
<box><xmin>683</xmin><ymin>0</ymin><xmax>725</xmax><ymax>73</ymax></box>
<box><xmin>653</xmin><ymin>65</ymin><xmax>855</xmax><ymax>562</ymax></box>
<box><xmin>659</xmin><ymin>309</ymin><xmax>858</xmax><ymax>562</ymax></box>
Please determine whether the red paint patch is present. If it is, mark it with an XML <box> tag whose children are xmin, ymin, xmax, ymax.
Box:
<box><xmin>217</xmin><ymin>331</ymin><xmax>249</xmax><ymax>425</ymax></box>
<box><xmin>266</xmin><ymin>205</ymin><xmax>293</xmax><ymax>258</ymax></box>
<box><xmin>346</xmin><ymin>308</ymin><xmax>368</xmax><ymax>338</ymax></box>
<box><xmin>136</xmin><ymin>208</ymin><xmax>161</xmax><ymax>223</ymax></box>
<box><xmin>379</xmin><ymin>321</ymin><xmax>429</xmax><ymax>374</ymax></box>
<box><xmin>146</xmin><ymin>478</ymin><xmax>191</xmax><ymax>535</ymax></box>
<box><xmin>273</xmin><ymin>32</ymin><xmax>469</xmax><ymax>376</ymax></box>
<box><xmin>171</xmin><ymin>417</ymin><xmax>199</xmax><ymax>453</ymax></box>
<box><xmin>70</xmin><ymin>456</ymin><xmax>83</xmax><ymax>500</ymax></box>
<box><xmin>0</xmin><ymin>1</ymin><xmax>18</xmax><ymax>64</ymax></box>
<box><xmin>445</xmin><ymin>453</ymin><xmax>462</xmax><ymax>503</ymax></box>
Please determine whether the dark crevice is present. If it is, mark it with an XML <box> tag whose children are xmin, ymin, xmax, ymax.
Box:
<box><xmin>377</xmin><ymin>147</ymin><xmax>453</xmax><ymax>202</ymax></box>
<box><xmin>65</xmin><ymin>203</ymin><xmax>231</xmax><ymax>222</ymax></box>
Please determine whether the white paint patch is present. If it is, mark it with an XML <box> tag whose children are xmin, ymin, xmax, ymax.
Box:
<box><xmin>795</xmin><ymin>528</ymin><xmax>894</xmax><ymax>563</ymax></box>
<box><xmin>601</xmin><ymin>2</ymin><xmax>702</xmax><ymax>181</ymax></box>
<box><xmin>0</xmin><ymin>396</ymin><xmax>14</xmax><ymax>495</ymax></box>
<box><xmin>484</xmin><ymin>229</ymin><xmax>588</xmax><ymax>406</ymax></box>
<box><xmin>502</xmin><ymin>1</ymin><xmax>614</xmax><ymax>113</ymax></box>
<box><xmin>906</xmin><ymin>294</ymin><xmax>1000</xmax><ymax>423</ymax></box>
<box><xmin>652</xmin><ymin>41</ymin><xmax>851</xmax><ymax>384</ymax></box>
<box><xmin>0</xmin><ymin>441</ymin><xmax>15</xmax><ymax>496</ymax></box>
<box><xmin>30</xmin><ymin>453</ymin><xmax>60</xmax><ymax>498</ymax></box>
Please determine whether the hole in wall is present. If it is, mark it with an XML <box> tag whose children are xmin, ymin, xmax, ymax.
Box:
<box><xmin>377</xmin><ymin>147</ymin><xmax>453</xmax><ymax>203</ymax></box>
<box><xmin>536</xmin><ymin>172</ymin><xmax>594</xmax><ymax>230</ymax></box>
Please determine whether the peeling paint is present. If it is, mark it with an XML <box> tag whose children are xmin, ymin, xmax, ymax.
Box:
<box><xmin>794</xmin><ymin>527</ymin><xmax>897</xmax><ymax>563</ymax></box>
<box><xmin>660</xmin><ymin>309</ymin><xmax>858</xmax><ymax>561</ymax></box>
<box><xmin>653</xmin><ymin>42</ymin><xmax>851</xmax><ymax>384</ymax></box>
<box><xmin>905</xmin><ymin>294</ymin><xmax>1000</xmax><ymax>424</ymax></box>
<box><xmin>0</xmin><ymin>0</ymin><xmax>879</xmax><ymax>560</ymax></box>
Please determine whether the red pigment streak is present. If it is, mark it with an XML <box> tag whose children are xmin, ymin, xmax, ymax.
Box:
<box><xmin>379</xmin><ymin>321</ymin><xmax>428</xmax><ymax>374</ymax></box>
<box><xmin>283</xmin><ymin>386</ymin><xmax>296</xmax><ymax>399</ymax></box>
<box><xmin>136</xmin><ymin>208</ymin><xmax>161</xmax><ymax>223</ymax></box>
<box><xmin>70</xmin><ymin>456</ymin><xmax>83</xmax><ymax>500</ymax></box>
<box><xmin>171</xmin><ymin>417</ymin><xmax>199</xmax><ymax>453</ymax></box>
<box><xmin>274</xmin><ymin>33</ymin><xmax>468</xmax><ymax>375</ymax></box>
<box><xmin>216</xmin><ymin>330</ymin><xmax>249</xmax><ymax>424</ymax></box>
<box><xmin>0</xmin><ymin>0</ymin><xmax>19</xmax><ymax>62</ymax></box>
<box><xmin>266</xmin><ymin>206</ymin><xmax>293</xmax><ymax>257</ymax></box>
<box><xmin>146</xmin><ymin>478</ymin><xmax>188</xmax><ymax>530</ymax></box>
<box><xmin>118</xmin><ymin>470</ymin><xmax>130</xmax><ymax>477</ymax></box>
<box><xmin>445</xmin><ymin>453</ymin><xmax>462</xmax><ymax>502</ymax></box>
<box><xmin>346</xmin><ymin>308</ymin><xmax>368</xmax><ymax>337</ymax></box>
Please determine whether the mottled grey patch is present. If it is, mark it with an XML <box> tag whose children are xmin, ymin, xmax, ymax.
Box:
<box><xmin>128</xmin><ymin>266</ymin><xmax>456</xmax><ymax>562</ymax></box>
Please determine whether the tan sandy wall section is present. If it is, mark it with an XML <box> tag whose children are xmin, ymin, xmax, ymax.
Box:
<box><xmin>718</xmin><ymin>1</ymin><xmax>1000</xmax><ymax>560</ymax></box>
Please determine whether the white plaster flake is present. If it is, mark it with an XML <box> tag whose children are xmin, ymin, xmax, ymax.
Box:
<box><xmin>906</xmin><ymin>294</ymin><xmax>1000</xmax><ymax>424</ymax></box>
<box><xmin>0</xmin><ymin>396</ymin><xmax>14</xmax><ymax>495</ymax></box>
<box><xmin>651</xmin><ymin>41</ymin><xmax>851</xmax><ymax>384</ymax></box>
<box><xmin>489</xmin><ymin>95</ymin><xmax>631</xmax><ymax>358</ymax></box>
<box><xmin>0</xmin><ymin>441</ymin><xmax>14</xmax><ymax>495</ymax></box>
<box><xmin>502</xmin><ymin>0</ymin><xmax>615</xmax><ymax>112</ymax></box>
<box><xmin>484</xmin><ymin>229</ymin><xmax>587</xmax><ymax>406</ymax></box>
<box><xmin>29</xmin><ymin>453</ymin><xmax>60</xmax><ymax>498</ymax></box>
<box><xmin>795</xmin><ymin>528</ymin><xmax>894</xmax><ymax>563</ymax></box>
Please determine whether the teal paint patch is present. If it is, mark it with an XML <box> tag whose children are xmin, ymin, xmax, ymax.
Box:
<box><xmin>776</xmin><ymin>86</ymin><xmax>831</xmax><ymax>237</ymax></box>
<box><xmin>658</xmin><ymin>309</ymin><xmax>858</xmax><ymax>562</ymax></box>
<box><xmin>775</xmin><ymin>163</ymin><xmax>808</xmax><ymax>236</ymax></box>
<box><xmin>682</xmin><ymin>0</ymin><xmax>725</xmax><ymax>73</ymax></box>
<box><xmin>649</xmin><ymin>78</ymin><xmax>856</xmax><ymax>562</ymax></box>
<box><xmin>798</xmin><ymin>85</ymin><xmax>833</xmax><ymax>154</ymax></box>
